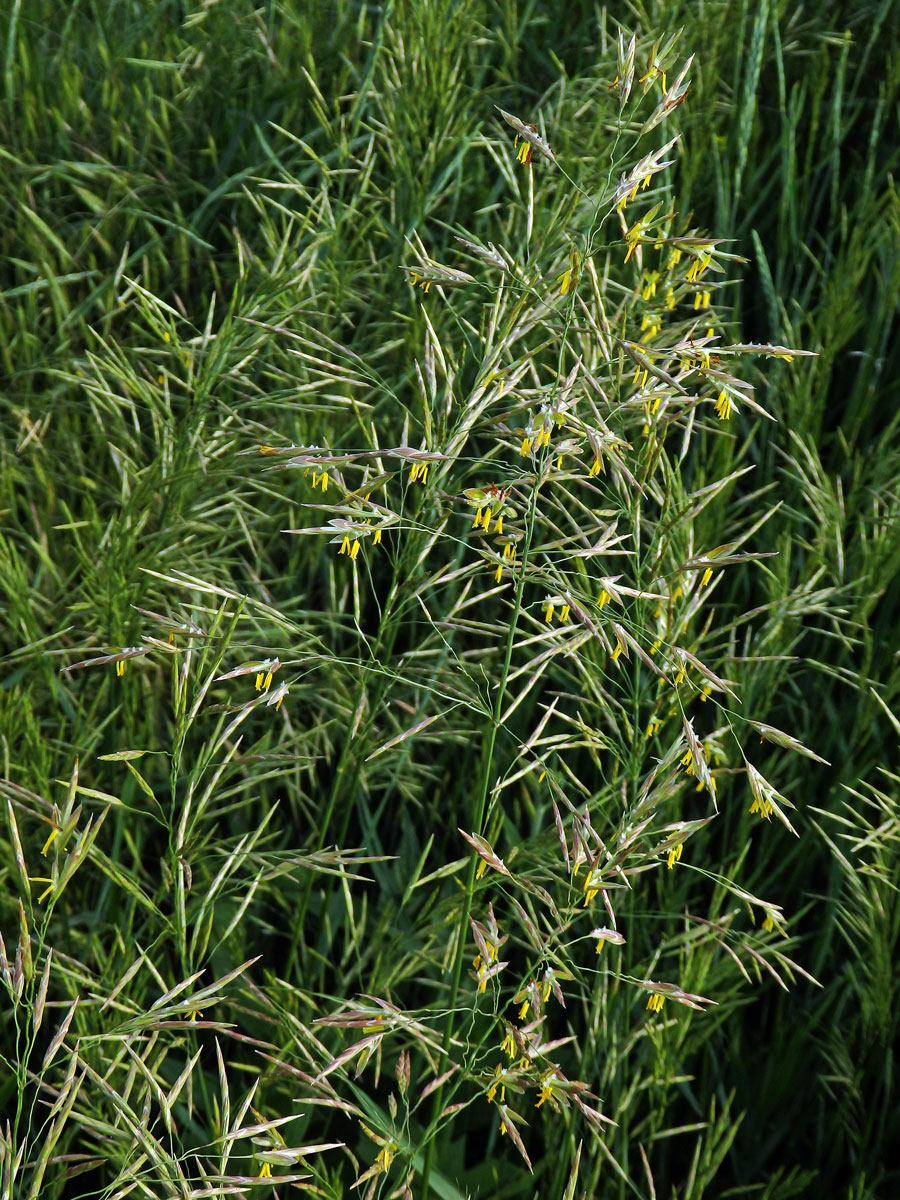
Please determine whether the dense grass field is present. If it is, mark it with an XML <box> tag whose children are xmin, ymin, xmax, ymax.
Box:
<box><xmin>2</xmin><ymin>1</ymin><xmax>900</xmax><ymax>1197</ymax></box>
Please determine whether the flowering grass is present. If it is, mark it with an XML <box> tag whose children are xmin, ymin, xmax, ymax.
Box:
<box><xmin>1</xmin><ymin>2</ymin><xmax>900</xmax><ymax>1198</ymax></box>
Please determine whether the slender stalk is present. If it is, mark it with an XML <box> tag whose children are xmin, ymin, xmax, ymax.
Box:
<box><xmin>293</xmin><ymin>489</ymin><xmax>426</xmax><ymax>967</ymax></box>
<box><xmin>419</xmin><ymin>466</ymin><xmax>544</xmax><ymax>1196</ymax></box>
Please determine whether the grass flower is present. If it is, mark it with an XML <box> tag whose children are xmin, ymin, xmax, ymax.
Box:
<box><xmin>715</xmin><ymin>391</ymin><xmax>732</xmax><ymax>420</ymax></box>
<box><xmin>266</xmin><ymin>682</ymin><xmax>289</xmax><ymax>712</ymax></box>
<box><xmin>375</xmin><ymin>1139</ymin><xmax>398</xmax><ymax>1172</ymax></box>
<box><xmin>583</xmin><ymin>866</ymin><xmax>602</xmax><ymax>905</ymax></box>
<box><xmin>514</xmin><ymin>978</ymin><xmax>541</xmax><ymax>1022</ymax></box>
<box><xmin>686</xmin><ymin>252</ymin><xmax>711</xmax><ymax>282</ymax></box>
<box><xmin>487</xmin><ymin>1064</ymin><xmax>507</xmax><ymax>1104</ymax></box>
<box><xmin>408</xmin><ymin>270</ymin><xmax>432</xmax><ymax>293</ymax></box>
<box><xmin>592</xmin><ymin>927</ymin><xmax>626</xmax><ymax>954</ymax></box>
<box><xmin>31</xmin><ymin>875</ymin><xmax>53</xmax><ymax>903</ymax></box>
<box><xmin>496</xmin><ymin>106</ymin><xmax>556</xmax><ymax>163</ymax></box>
<box><xmin>255</xmin><ymin>659</ymin><xmax>280</xmax><ymax>693</ymax></box>
<box><xmin>558</xmin><ymin>245</ymin><xmax>580</xmax><ymax>295</ymax></box>
<box><xmin>749</xmin><ymin>794</ymin><xmax>773</xmax><ymax>819</ymax></box>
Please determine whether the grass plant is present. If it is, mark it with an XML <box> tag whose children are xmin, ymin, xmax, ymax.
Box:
<box><xmin>2</xmin><ymin>3</ymin><xmax>899</xmax><ymax>1198</ymax></box>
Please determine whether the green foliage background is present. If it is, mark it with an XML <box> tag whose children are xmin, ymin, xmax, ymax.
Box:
<box><xmin>1</xmin><ymin>1</ymin><xmax>899</xmax><ymax>1197</ymax></box>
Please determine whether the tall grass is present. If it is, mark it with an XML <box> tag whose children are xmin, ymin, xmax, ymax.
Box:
<box><xmin>2</xmin><ymin>2</ymin><xmax>898</xmax><ymax>1197</ymax></box>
